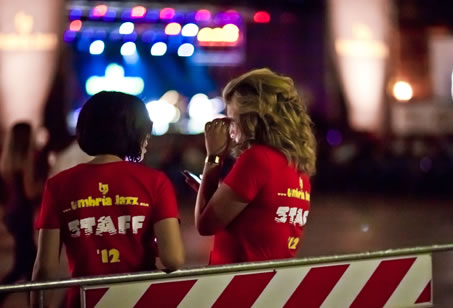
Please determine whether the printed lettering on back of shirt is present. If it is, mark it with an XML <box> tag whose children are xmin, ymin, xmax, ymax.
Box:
<box><xmin>274</xmin><ymin>207</ymin><xmax>309</xmax><ymax>227</ymax></box>
<box><xmin>68</xmin><ymin>215</ymin><xmax>145</xmax><ymax>238</ymax></box>
<box><xmin>64</xmin><ymin>182</ymin><xmax>149</xmax><ymax>212</ymax></box>
<box><xmin>276</xmin><ymin>177</ymin><xmax>310</xmax><ymax>201</ymax></box>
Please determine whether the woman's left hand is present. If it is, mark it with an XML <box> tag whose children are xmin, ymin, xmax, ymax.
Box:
<box><xmin>204</xmin><ymin>118</ymin><xmax>232</xmax><ymax>157</ymax></box>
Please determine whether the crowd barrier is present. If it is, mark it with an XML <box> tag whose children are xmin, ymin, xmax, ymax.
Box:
<box><xmin>2</xmin><ymin>243</ymin><xmax>453</xmax><ymax>308</ymax></box>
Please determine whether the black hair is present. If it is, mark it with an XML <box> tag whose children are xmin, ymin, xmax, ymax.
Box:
<box><xmin>76</xmin><ymin>91</ymin><xmax>152</xmax><ymax>162</ymax></box>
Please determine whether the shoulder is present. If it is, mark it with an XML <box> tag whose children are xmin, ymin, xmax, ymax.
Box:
<box><xmin>48</xmin><ymin>163</ymin><xmax>86</xmax><ymax>182</ymax></box>
<box><xmin>124</xmin><ymin>162</ymin><xmax>167</xmax><ymax>178</ymax></box>
<box><xmin>44</xmin><ymin>163</ymin><xmax>86</xmax><ymax>193</ymax></box>
<box><xmin>124</xmin><ymin>163</ymin><xmax>173</xmax><ymax>187</ymax></box>
<box><xmin>239</xmin><ymin>144</ymin><xmax>285</xmax><ymax>163</ymax></box>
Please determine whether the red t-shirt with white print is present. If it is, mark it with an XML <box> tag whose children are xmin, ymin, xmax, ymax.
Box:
<box><xmin>210</xmin><ymin>145</ymin><xmax>311</xmax><ymax>265</ymax></box>
<box><xmin>36</xmin><ymin>161</ymin><xmax>179</xmax><ymax>307</ymax></box>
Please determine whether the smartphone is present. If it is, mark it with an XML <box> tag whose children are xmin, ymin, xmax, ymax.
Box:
<box><xmin>184</xmin><ymin>170</ymin><xmax>202</xmax><ymax>184</ymax></box>
<box><xmin>182</xmin><ymin>170</ymin><xmax>201</xmax><ymax>192</ymax></box>
<box><xmin>182</xmin><ymin>170</ymin><xmax>202</xmax><ymax>184</ymax></box>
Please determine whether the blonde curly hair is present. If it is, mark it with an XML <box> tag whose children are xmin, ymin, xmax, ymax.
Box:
<box><xmin>223</xmin><ymin>68</ymin><xmax>316</xmax><ymax>176</ymax></box>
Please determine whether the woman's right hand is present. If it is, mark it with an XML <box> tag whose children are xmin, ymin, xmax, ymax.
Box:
<box><xmin>204</xmin><ymin>118</ymin><xmax>232</xmax><ymax>157</ymax></box>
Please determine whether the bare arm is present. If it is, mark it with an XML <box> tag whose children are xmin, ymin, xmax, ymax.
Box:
<box><xmin>154</xmin><ymin>218</ymin><xmax>184</xmax><ymax>271</ymax></box>
<box><xmin>195</xmin><ymin>118</ymin><xmax>248</xmax><ymax>235</ymax></box>
<box><xmin>195</xmin><ymin>174</ymin><xmax>248</xmax><ymax>235</ymax></box>
<box><xmin>31</xmin><ymin>229</ymin><xmax>61</xmax><ymax>308</ymax></box>
<box><xmin>194</xmin><ymin>161</ymin><xmax>222</xmax><ymax>233</ymax></box>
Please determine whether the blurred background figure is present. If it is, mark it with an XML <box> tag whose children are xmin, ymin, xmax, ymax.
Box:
<box><xmin>0</xmin><ymin>122</ymin><xmax>47</xmax><ymax>303</ymax></box>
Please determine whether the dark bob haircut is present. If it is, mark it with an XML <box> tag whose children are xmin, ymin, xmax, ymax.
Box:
<box><xmin>76</xmin><ymin>91</ymin><xmax>152</xmax><ymax>162</ymax></box>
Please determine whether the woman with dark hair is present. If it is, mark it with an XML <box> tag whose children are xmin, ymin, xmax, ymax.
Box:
<box><xmin>193</xmin><ymin>68</ymin><xmax>316</xmax><ymax>265</ymax></box>
<box><xmin>32</xmin><ymin>91</ymin><xmax>184</xmax><ymax>308</ymax></box>
<box><xmin>0</xmin><ymin>122</ymin><xmax>43</xmax><ymax>293</ymax></box>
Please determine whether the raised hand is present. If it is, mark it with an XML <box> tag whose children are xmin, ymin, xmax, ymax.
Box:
<box><xmin>204</xmin><ymin>118</ymin><xmax>232</xmax><ymax>157</ymax></box>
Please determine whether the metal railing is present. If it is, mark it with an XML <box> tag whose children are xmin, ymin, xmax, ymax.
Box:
<box><xmin>1</xmin><ymin>243</ymin><xmax>453</xmax><ymax>307</ymax></box>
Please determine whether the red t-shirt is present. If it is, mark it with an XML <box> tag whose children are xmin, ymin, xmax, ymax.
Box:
<box><xmin>210</xmin><ymin>145</ymin><xmax>311</xmax><ymax>265</ymax></box>
<box><xmin>36</xmin><ymin>161</ymin><xmax>179</xmax><ymax>307</ymax></box>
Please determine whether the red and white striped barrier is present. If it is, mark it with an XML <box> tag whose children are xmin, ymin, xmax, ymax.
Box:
<box><xmin>82</xmin><ymin>254</ymin><xmax>432</xmax><ymax>308</ymax></box>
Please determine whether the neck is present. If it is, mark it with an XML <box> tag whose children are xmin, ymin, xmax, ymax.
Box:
<box><xmin>88</xmin><ymin>154</ymin><xmax>123</xmax><ymax>164</ymax></box>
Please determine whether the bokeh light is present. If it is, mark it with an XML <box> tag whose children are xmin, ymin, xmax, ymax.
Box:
<box><xmin>160</xmin><ymin>8</ymin><xmax>175</xmax><ymax>20</ymax></box>
<box><xmin>393</xmin><ymin>81</ymin><xmax>413</xmax><ymax>102</ymax></box>
<box><xmin>146</xmin><ymin>99</ymin><xmax>180</xmax><ymax>135</ymax></box>
<box><xmin>89</xmin><ymin>40</ymin><xmax>105</xmax><ymax>55</ymax></box>
<box><xmin>150</xmin><ymin>42</ymin><xmax>167</xmax><ymax>56</ymax></box>
<box><xmin>131</xmin><ymin>6</ymin><xmax>146</xmax><ymax>18</ymax></box>
<box><xmin>119</xmin><ymin>22</ymin><xmax>134</xmax><ymax>35</ymax></box>
<box><xmin>92</xmin><ymin>5</ymin><xmax>108</xmax><ymax>18</ymax></box>
<box><xmin>177</xmin><ymin>43</ymin><xmax>195</xmax><ymax>57</ymax></box>
<box><xmin>253</xmin><ymin>11</ymin><xmax>271</xmax><ymax>23</ymax></box>
<box><xmin>195</xmin><ymin>9</ymin><xmax>211</xmax><ymax>22</ymax></box>
<box><xmin>326</xmin><ymin>129</ymin><xmax>343</xmax><ymax>146</ymax></box>
<box><xmin>181</xmin><ymin>23</ymin><xmax>199</xmax><ymax>37</ymax></box>
<box><xmin>165</xmin><ymin>23</ymin><xmax>182</xmax><ymax>35</ymax></box>
<box><xmin>69</xmin><ymin>20</ymin><xmax>82</xmax><ymax>32</ymax></box>
<box><xmin>120</xmin><ymin>42</ymin><xmax>136</xmax><ymax>56</ymax></box>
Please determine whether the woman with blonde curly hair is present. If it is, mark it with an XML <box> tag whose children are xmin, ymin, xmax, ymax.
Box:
<box><xmin>192</xmin><ymin>68</ymin><xmax>316</xmax><ymax>264</ymax></box>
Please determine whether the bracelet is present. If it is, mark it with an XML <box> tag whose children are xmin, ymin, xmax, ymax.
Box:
<box><xmin>205</xmin><ymin>154</ymin><xmax>223</xmax><ymax>165</ymax></box>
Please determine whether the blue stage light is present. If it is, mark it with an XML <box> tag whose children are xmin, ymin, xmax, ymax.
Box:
<box><xmin>93</xmin><ymin>30</ymin><xmax>107</xmax><ymax>40</ymax></box>
<box><xmin>109</xmin><ymin>30</ymin><xmax>122</xmax><ymax>41</ymax></box>
<box><xmin>141</xmin><ymin>30</ymin><xmax>155</xmax><ymax>44</ymax></box>
<box><xmin>103</xmin><ymin>9</ymin><xmax>117</xmax><ymax>22</ymax></box>
<box><xmin>69</xmin><ymin>8</ymin><xmax>83</xmax><ymax>21</ymax></box>
<box><xmin>77</xmin><ymin>37</ymin><xmax>91</xmax><ymax>52</ymax></box>
<box><xmin>145</xmin><ymin>10</ymin><xmax>160</xmax><ymax>22</ymax></box>
<box><xmin>123</xmin><ymin>32</ymin><xmax>138</xmax><ymax>42</ymax></box>
<box><xmin>64</xmin><ymin>30</ymin><xmax>77</xmax><ymax>42</ymax></box>
<box><xmin>121</xmin><ymin>9</ymin><xmax>132</xmax><ymax>21</ymax></box>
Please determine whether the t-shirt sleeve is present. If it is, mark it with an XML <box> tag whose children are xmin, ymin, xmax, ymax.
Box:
<box><xmin>35</xmin><ymin>179</ymin><xmax>60</xmax><ymax>229</ymax></box>
<box><xmin>223</xmin><ymin>147</ymin><xmax>266</xmax><ymax>202</ymax></box>
<box><xmin>151</xmin><ymin>173</ymin><xmax>180</xmax><ymax>224</ymax></box>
